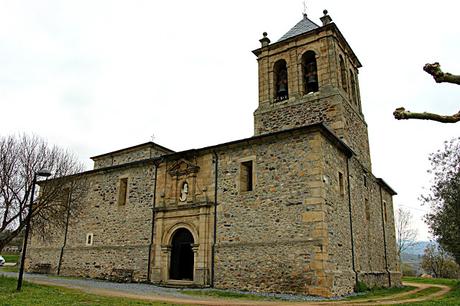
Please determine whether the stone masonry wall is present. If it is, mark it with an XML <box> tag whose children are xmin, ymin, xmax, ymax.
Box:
<box><xmin>348</xmin><ymin>157</ymin><xmax>386</xmax><ymax>286</ymax></box>
<box><xmin>321</xmin><ymin>136</ymin><xmax>355</xmax><ymax>295</ymax></box>
<box><xmin>347</xmin><ymin>157</ymin><xmax>401</xmax><ymax>288</ymax></box>
<box><xmin>342</xmin><ymin>99</ymin><xmax>371</xmax><ymax>170</ymax></box>
<box><xmin>321</xmin><ymin>139</ymin><xmax>401</xmax><ymax>291</ymax></box>
<box><xmin>214</xmin><ymin>130</ymin><xmax>336</xmax><ymax>296</ymax></box>
<box><xmin>254</xmin><ymin>92</ymin><xmax>344</xmax><ymax>139</ymax></box>
<box><xmin>27</xmin><ymin>228</ymin><xmax>65</xmax><ymax>274</ymax></box>
<box><xmin>381</xmin><ymin>188</ymin><xmax>401</xmax><ymax>286</ymax></box>
<box><xmin>27</xmin><ymin>161</ymin><xmax>155</xmax><ymax>282</ymax></box>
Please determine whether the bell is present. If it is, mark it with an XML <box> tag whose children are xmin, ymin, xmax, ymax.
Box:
<box><xmin>307</xmin><ymin>74</ymin><xmax>317</xmax><ymax>84</ymax></box>
<box><xmin>278</xmin><ymin>83</ymin><xmax>287</xmax><ymax>94</ymax></box>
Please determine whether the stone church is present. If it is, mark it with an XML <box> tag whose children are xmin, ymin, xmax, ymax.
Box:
<box><xmin>27</xmin><ymin>11</ymin><xmax>401</xmax><ymax>297</ymax></box>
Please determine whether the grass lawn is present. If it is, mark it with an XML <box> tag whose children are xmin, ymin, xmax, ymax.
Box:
<box><xmin>345</xmin><ymin>285</ymin><xmax>415</xmax><ymax>301</ymax></box>
<box><xmin>0</xmin><ymin>273</ymin><xmax>457</xmax><ymax>305</ymax></box>
<box><xmin>344</xmin><ymin>277</ymin><xmax>460</xmax><ymax>305</ymax></box>
<box><xmin>0</xmin><ymin>254</ymin><xmax>19</xmax><ymax>272</ymax></box>
<box><xmin>402</xmin><ymin>276</ymin><xmax>460</xmax><ymax>305</ymax></box>
<box><xmin>402</xmin><ymin>286</ymin><xmax>442</xmax><ymax>299</ymax></box>
<box><xmin>0</xmin><ymin>276</ymin><xmax>178</xmax><ymax>306</ymax></box>
<box><xmin>2</xmin><ymin>254</ymin><xmax>19</xmax><ymax>263</ymax></box>
<box><xmin>0</xmin><ymin>265</ymin><xmax>18</xmax><ymax>272</ymax></box>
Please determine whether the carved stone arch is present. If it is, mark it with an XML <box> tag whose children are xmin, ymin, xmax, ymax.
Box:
<box><xmin>296</xmin><ymin>47</ymin><xmax>320</xmax><ymax>62</ymax></box>
<box><xmin>163</xmin><ymin>222</ymin><xmax>199</xmax><ymax>246</ymax></box>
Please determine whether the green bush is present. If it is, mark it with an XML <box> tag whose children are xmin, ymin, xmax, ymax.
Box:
<box><xmin>355</xmin><ymin>281</ymin><xmax>370</xmax><ymax>292</ymax></box>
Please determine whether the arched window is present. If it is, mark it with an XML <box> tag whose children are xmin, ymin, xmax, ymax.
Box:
<box><xmin>302</xmin><ymin>51</ymin><xmax>318</xmax><ymax>94</ymax></box>
<box><xmin>274</xmin><ymin>60</ymin><xmax>288</xmax><ymax>102</ymax></box>
<box><xmin>339</xmin><ymin>55</ymin><xmax>347</xmax><ymax>92</ymax></box>
<box><xmin>350</xmin><ymin>69</ymin><xmax>357</xmax><ymax>105</ymax></box>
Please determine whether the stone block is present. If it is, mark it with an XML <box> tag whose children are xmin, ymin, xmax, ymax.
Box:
<box><xmin>303</xmin><ymin>197</ymin><xmax>324</xmax><ymax>205</ymax></box>
<box><xmin>302</xmin><ymin>211</ymin><xmax>325</xmax><ymax>222</ymax></box>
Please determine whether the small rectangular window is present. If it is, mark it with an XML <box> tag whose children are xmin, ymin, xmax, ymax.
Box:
<box><xmin>365</xmin><ymin>198</ymin><xmax>370</xmax><ymax>221</ymax></box>
<box><xmin>363</xmin><ymin>175</ymin><xmax>367</xmax><ymax>187</ymax></box>
<box><xmin>383</xmin><ymin>201</ymin><xmax>388</xmax><ymax>223</ymax></box>
<box><xmin>118</xmin><ymin>178</ymin><xmax>128</xmax><ymax>206</ymax></box>
<box><xmin>240</xmin><ymin>161</ymin><xmax>253</xmax><ymax>192</ymax></box>
<box><xmin>338</xmin><ymin>172</ymin><xmax>344</xmax><ymax>196</ymax></box>
<box><xmin>86</xmin><ymin>233</ymin><xmax>93</xmax><ymax>246</ymax></box>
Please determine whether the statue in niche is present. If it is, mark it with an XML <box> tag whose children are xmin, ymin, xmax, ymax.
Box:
<box><xmin>179</xmin><ymin>181</ymin><xmax>189</xmax><ymax>202</ymax></box>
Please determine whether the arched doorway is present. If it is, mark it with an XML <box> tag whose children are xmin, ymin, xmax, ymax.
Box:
<box><xmin>169</xmin><ymin>228</ymin><xmax>194</xmax><ymax>280</ymax></box>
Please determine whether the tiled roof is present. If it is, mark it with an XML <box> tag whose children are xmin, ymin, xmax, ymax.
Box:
<box><xmin>277</xmin><ymin>14</ymin><xmax>320</xmax><ymax>42</ymax></box>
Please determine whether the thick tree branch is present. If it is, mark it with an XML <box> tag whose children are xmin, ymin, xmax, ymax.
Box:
<box><xmin>393</xmin><ymin>107</ymin><xmax>460</xmax><ymax>123</ymax></box>
<box><xmin>393</xmin><ymin>62</ymin><xmax>460</xmax><ymax>123</ymax></box>
<box><xmin>424</xmin><ymin>62</ymin><xmax>460</xmax><ymax>85</ymax></box>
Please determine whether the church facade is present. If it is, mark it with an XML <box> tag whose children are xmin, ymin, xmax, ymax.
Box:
<box><xmin>27</xmin><ymin>11</ymin><xmax>401</xmax><ymax>297</ymax></box>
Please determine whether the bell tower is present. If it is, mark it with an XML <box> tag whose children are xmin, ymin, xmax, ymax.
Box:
<box><xmin>253</xmin><ymin>10</ymin><xmax>372</xmax><ymax>169</ymax></box>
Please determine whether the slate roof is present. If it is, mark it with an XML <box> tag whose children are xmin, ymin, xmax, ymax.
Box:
<box><xmin>277</xmin><ymin>14</ymin><xmax>320</xmax><ymax>42</ymax></box>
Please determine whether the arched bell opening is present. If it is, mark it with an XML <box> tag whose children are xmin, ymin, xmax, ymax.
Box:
<box><xmin>169</xmin><ymin>228</ymin><xmax>194</xmax><ymax>281</ymax></box>
<box><xmin>273</xmin><ymin>59</ymin><xmax>289</xmax><ymax>102</ymax></box>
<box><xmin>302</xmin><ymin>51</ymin><xmax>319</xmax><ymax>94</ymax></box>
<box><xmin>339</xmin><ymin>55</ymin><xmax>347</xmax><ymax>92</ymax></box>
<box><xmin>350</xmin><ymin>69</ymin><xmax>357</xmax><ymax>106</ymax></box>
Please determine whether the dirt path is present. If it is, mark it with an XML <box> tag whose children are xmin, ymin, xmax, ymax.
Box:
<box><xmin>13</xmin><ymin>275</ymin><xmax>453</xmax><ymax>306</ymax></box>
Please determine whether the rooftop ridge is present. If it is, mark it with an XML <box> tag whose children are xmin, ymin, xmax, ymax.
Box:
<box><xmin>277</xmin><ymin>14</ymin><xmax>320</xmax><ymax>42</ymax></box>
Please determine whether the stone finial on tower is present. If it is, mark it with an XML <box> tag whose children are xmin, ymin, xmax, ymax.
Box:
<box><xmin>320</xmin><ymin>9</ymin><xmax>332</xmax><ymax>26</ymax></box>
<box><xmin>259</xmin><ymin>32</ymin><xmax>270</xmax><ymax>47</ymax></box>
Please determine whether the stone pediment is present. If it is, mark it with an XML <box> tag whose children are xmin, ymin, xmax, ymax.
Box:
<box><xmin>167</xmin><ymin>159</ymin><xmax>200</xmax><ymax>177</ymax></box>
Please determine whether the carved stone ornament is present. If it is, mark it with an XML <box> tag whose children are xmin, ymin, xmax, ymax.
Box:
<box><xmin>167</xmin><ymin>159</ymin><xmax>200</xmax><ymax>177</ymax></box>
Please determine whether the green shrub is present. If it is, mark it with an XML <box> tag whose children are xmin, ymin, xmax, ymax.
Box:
<box><xmin>355</xmin><ymin>281</ymin><xmax>369</xmax><ymax>292</ymax></box>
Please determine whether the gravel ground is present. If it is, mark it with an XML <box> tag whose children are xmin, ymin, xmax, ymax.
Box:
<box><xmin>1</xmin><ymin>271</ymin><xmax>353</xmax><ymax>302</ymax></box>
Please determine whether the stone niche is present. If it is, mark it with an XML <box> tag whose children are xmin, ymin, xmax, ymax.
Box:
<box><xmin>164</xmin><ymin>159</ymin><xmax>201</xmax><ymax>205</ymax></box>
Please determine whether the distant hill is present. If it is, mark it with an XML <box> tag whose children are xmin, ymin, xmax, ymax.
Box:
<box><xmin>404</xmin><ymin>241</ymin><xmax>433</xmax><ymax>256</ymax></box>
<box><xmin>400</xmin><ymin>241</ymin><xmax>434</xmax><ymax>276</ymax></box>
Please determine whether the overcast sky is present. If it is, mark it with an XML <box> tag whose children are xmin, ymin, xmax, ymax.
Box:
<box><xmin>1</xmin><ymin>0</ymin><xmax>459</xmax><ymax>241</ymax></box>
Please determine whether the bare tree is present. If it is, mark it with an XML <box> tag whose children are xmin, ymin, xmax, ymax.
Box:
<box><xmin>395</xmin><ymin>207</ymin><xmax>418</xmax><ymax>256</ymax></box>
<box><xmin>393</xmin><ymin>63</ymin><xmax>460</xmax><ymax>123</ymax></box>
<box><xmin>421</xmin><ymin>243</ymin><xmax>459</xmax><ymax>278</ymax></box>
<box><xmin>0</xmin><ymin>134</ymin><xmax>86</xmax><ymax>251</ymax></box>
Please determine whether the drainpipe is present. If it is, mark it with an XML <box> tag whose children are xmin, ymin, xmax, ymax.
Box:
<box><xmin>379</xmin><ymin>185</ymin><xmax>391</xmax><ymax>287</ymax></box>
<box><xmin>346</xmin><ymin>157</ymin><xmax>358</xmax><ymax>287</ymax></box>
<box><xmin>211</xmin><ymin>151</ymin><xmax>218</xmax><ymax>287</ymax></box>
<box><xmin>57</xmin><ymin>181</ymin><xmax>74</xmax><ymax>275</ymax></box>
<box><xmin>147</xmin><ymin>160</ymin><xmax>159</xmax><ymax>282</ymax></box>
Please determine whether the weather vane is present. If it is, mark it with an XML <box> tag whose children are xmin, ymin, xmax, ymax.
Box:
<box><xmin>303</xmin><ymin>1</ymin><xmax>307</xmax><ymax>15</ymax></box>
